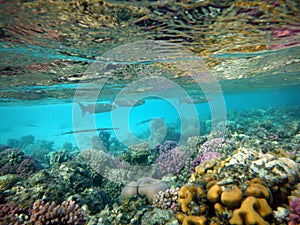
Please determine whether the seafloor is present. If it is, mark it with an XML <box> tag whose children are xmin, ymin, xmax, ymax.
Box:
<box><xmin>0</xmin><ymin>0</ymin><xmax>300</xmax><ymax>225</ymax></box>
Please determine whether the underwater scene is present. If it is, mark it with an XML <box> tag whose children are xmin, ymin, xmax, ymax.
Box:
<box><xmin>0</xmin><ymin>0</ymin><xmax>300</xmax><ymax>225</ymax></box>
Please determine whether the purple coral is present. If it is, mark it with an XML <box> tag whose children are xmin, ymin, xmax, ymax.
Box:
<box><xmin>0</xmin><ymin>148</ymin><xmax>41</xmax><ymax>178</ymax></box>
<box><xmin>153</xmin><ymin>140</ymin><xmax>178</xmax><ymax>153</ymax></box>
<box><xmin>289</xmin><ymin>198</ymin><xmax>300</xmax><ymax>225</ymax></box>
<box><xmin>190</xmin><ymin>151</ymin><xmax>222</xmax><ymax>174</ymax></box>
<box><xmin>156</xmin><ymin>147</ymin><xmax>187</xmax><ymax>176</ymax></box>
<box><xmin>199</xmin><ymin>138</ymin><xmax>229</xmax><ymax>154</ymax></box>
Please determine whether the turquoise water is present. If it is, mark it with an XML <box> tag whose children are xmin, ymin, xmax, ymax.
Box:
<box><xmin>1</xmin><ymin>1</ymin><xmax>300</xmax><ymax>224</ymax></box>
<box><xmin>1</xmin><ymin>84</ymin><xmax>299</xmax><ymax>149</ymax></box>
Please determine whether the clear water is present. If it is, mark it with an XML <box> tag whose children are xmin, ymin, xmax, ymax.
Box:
<box><xmin>1</xmin><ymin>1</ymin><xmax>300</xmax><ymax>224</ymax></box>
<box><xmin>0</xmin><ymin>83</ymin><xmax>299</xmax><ymax>149</ymax></box>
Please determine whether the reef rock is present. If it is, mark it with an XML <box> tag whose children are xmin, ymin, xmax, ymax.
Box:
<box><xmin>250</xmin><ymin>154</ymin><xmax>299</xmax><ymax>186</ymax></box>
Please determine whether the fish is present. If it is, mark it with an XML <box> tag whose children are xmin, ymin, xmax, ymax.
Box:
<box><xmin>114</xmin><ymin>98</ymin><xmax>145</xmax><ymax>107</ymax></box>
<box><xmin>136</xmin><ymin>117</ymin><xmax>164</xmax><ymax>125</ymax></box>
<box><xmin>179</xmin><ymin>96</ymin><xmax>212</xmax><ymax>105</ymax></box>
<box><xmin>61</xmin><ymin>128</ymin><xmax>119</xmax><ymax>135</ymax></box>
<box><xmin>78</xmin><ymin>102</ymin><xmax>116</xmax><ymax>116</ymax></box>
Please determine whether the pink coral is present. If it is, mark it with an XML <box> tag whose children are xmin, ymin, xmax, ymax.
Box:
<box><xmin>289</xmin><ymin>198</ymin><xmax>300</xmax><ymax>225</ymax></box>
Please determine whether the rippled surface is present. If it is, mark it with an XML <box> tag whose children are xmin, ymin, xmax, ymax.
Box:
<box><xmin>0</xmin><ymin>0</ymin><xmax>299</xmax><ymax>102</ymax></box>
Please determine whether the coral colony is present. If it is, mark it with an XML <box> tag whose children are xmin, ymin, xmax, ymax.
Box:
<box><xmin>0</xmin><ymin>106</ymin><xmax>299</xmax><ymax>225</ymax></box>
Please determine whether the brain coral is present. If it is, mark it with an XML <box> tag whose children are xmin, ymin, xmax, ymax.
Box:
<box><xmin>121</xmin><ymin>177</ymin><xmax>168</xmax><ymax>204</ymax></box>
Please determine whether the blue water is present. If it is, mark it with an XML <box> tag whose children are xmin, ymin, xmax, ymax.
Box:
<box><xmin>0</xmin><ymin>84</ymin><xmax>299</xmax><ymax>151</ymax></box>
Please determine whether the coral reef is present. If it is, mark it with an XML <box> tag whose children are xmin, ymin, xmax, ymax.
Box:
<box><xmin>127</xmin><ymin>142</ymin><xmax>151</xmax><ymax>165</ymax></box>
<box><xmin>29</xmin><ymin>200</ymin><xmax>85</xmax><ymax>225</ymax></box>
<box><xmin>93</xmin><ymin>195</ymin><xmax>150</xmax><ymax>225</ymax></box>
<box><xmin>0</xmin><ymin>148</ymin><xmax>41</xmax><ymax>178</ymax></box>
<box><xmin>5</xmin><ymin>161</ymin><xmax>107</xmax><ymax>214</ymax></box>
<box><xmin>229</xmin><ymin>196</ymin><xmax>272</xmax><ymax>225</ymax></box>
<box><xmin>288</xmin><ymin>197</ymin><xmax>300</xmax><ymax>225</ymax></box>
<box><xmin>152</xmin><ymin>187</ymin><xmax>180</xmax><ymax>211</ymax></box>
<box><xmin>0</xmin><ymin>174</ymin><xmax>21</xmax><ymax>192</ymax></box>
<box><xmin>77</xmin><ymin>149</ymin><xmax>115</xmax><ymax>175</ymax></box>
<box><xmin>156</xmin><ymin>147</ymin><xmax>187</xmax><ymax>176</ymax></box>
<box><xmin>190</xmin><ymin>151</ymin><xmax>222</xmax><ymax>174</ymax></box>
<box><xmin>199</xmin><ymin>138</ymin><xmax>232</xmax><ymax>154</ymax></box>
<box><xmin>121</xmin><ymin>177</ymin><xmax>168</xmax><ymax>204</ymax></box>
<box><xmin>141</xmin><ymin>208</ymin><xmax>179</xmax><ymax>225</ymax></box>
<box><xmin>0</xmin><ymin>202</ymin><xmax>31</xmax><ymax>225</ymax></box>
<box><xmin>153</xmin><ymin>140</ymin><xmax>178</xmax><ymax>154</ymax></box>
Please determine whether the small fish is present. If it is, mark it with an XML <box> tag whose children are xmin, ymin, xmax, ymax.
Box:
<box><xmin>78</xmin><ymin>102</ymin><xmax>116</xmax><ymax>116</ymax></box>
<box><xmin>114</xmin><ymin>98</ymin><xmax>145</xmax><ymax>107</ymax></box>
<box><xmin>179</xmin><ymin>96</ymin><xmax>211</xmax><ymax>105</ymax></box>
<box><xmin>61</xmin><ymin>128</ymin><xmax>119</xmax><ymax>135</ymax></box>
<box><xmin>136</xmin><ymin>117</ymin><xmax>164</xmax><ymax>125</ymax></box>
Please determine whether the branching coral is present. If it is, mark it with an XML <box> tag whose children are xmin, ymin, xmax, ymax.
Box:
<box><xmin>29</xmin><ymin>200</ymin><xmax>86</xmax><ymax>224</ymax></box>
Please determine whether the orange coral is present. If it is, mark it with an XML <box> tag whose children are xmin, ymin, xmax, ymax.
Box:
<box><xmin>246</xmin><ymin>178</ymin><xmax>273</xmax><ymax>203</ymax></box>
<box><xmin>229</xmin><ymin>196</ymin><xmax>272</xmax><ymax>225</ymax></box>
<box><xmin>221</xmin><ymin>185</ymin><xmax>243</xmax><ymax>209</ymax></box>
<box><xmin>178</xmin><ymin>185</ymin><xmax>205</xmax><ymax>213</ymax></box>
<box><xmin>176</xmin><ymin>213</ymin><xmax>207</xmax><ymax>225</ymax></box>
<box><xmin>207</xmin><ymin>184</ymin><xmax>223</xmax><ymax>203</ymax></box>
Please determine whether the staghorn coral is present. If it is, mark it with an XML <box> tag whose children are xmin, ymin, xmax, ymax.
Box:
<box><xmin>29</xmin><ymin>200</ymin><xmax>85</xmax><ymax>225</ymax></box>
<box><xmin>156</xmin><ymin>147</ymin><xmax>187</xmax><ymax>176</ymax></box>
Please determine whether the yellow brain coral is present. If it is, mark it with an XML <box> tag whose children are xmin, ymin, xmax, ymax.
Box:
<box><xmin>178</xmin><ymin>185</ymin><xmax>205</xmax><ymax>213</ymax></box>
<box><xmin>221</xmin><ymin>185</ymin><xmax>243</xmax><ymax>209</ymax></box>
<box><xmin>229</xmin><ymin>196</ymin><xmax>272</xmax><ymax>225</ymax></box>
<box><xmin>246</xmin><ymin>178</ymin><xmax>273</xmax><ymax>203</ymax></box>
<box><xmin>176</xmin><ymin>213</ymin><xmax>207</xmax><ymax>225</ymax></box>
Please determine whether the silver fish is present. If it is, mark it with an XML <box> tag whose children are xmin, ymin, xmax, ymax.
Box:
<box><xmin>179</xmin><ymin>96</ymin><xmax>211</xmax><ymax>105</ymax></box>
<box><xmin>136</xmin><ymin>117</ymin><xmax>165</xmax><ymax>125</ymax></box>
<box><xmin>78</xmin><ymin>102</ymin><xmax>116</xmax><ymax>116</ymax></box>
<box><xmin>114</xmin><ymin>98</ymin><xmax>145</xmax><ymax>107</ymax></box>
